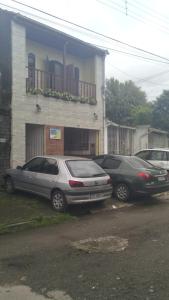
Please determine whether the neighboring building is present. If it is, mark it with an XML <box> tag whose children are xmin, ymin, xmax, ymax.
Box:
<box><xmin>105</xmin><ymin>120</ymin><xmax>135</xmax><ymax>155</ymax></box>
<box><xmin>0</xmin><ymin>9</ymin><xmax>107</xmax><ymax>175</ymax></box>
<box><xmin>105</xmin><ymin>122</ymin><xmax>169</xmax><ymax>156</ymax></box>
<box><xmin>134</xmin><ymin>125</ymin><xmax>169</xmax><ymax>153</ymax></box>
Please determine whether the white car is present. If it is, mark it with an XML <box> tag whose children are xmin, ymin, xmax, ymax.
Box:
<box><xmin>135</xmin><ymin>149</ymin><xmax>169</xmax><ymax>171</ymax></box>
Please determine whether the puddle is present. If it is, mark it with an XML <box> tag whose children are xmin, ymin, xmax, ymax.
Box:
<box><xmin>0</xmin><ymin>285</ymin><xmax>73</xmax><ymax>300</ymax></box>
<box><xmin>72</xmin><ymin>236</ymin><xmax>128</xmax><ymax>253</ymax></box>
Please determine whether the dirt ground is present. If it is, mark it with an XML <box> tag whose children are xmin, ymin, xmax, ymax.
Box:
<box><xmin>1</xmin><ymin>193</ymin><xmax>169</xmax><ymax>299</ymax></box>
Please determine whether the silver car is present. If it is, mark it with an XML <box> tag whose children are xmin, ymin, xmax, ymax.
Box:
<box><xmin>4</xmin><ymin>156</ymin><xmax>112</xmax><ymax>212</ymax></box>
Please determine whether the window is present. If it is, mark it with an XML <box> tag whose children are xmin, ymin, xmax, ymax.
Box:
<box><xmin>66</xmin><ymin>64</ymin><xmax>80</xmax><ymax>96</ymax></box>
<box><xmin>49</xmin><ymin>61</ymin><xmax>63</xmax><ymax>91</ymax></box>
<box><xmin>126</xmin><ymin>157</ymin><xmax>154</xmax><ymax>169</ymax></box>
<box><xmin>93</xmin><ymin>156</ymin><xmax>105</xmax><ymax>166</ymax></box>
<box><xmin>41</xmin><ymin>158</ymin><xmax>59</xmax><ymax>175</ymax></box>
<box><xmin>66</xmin><ymin>160</ymin><xmax>106</xmax><ymax>178</ymax></box>
<box><xmin>23</xmin><ymin>157</ymin><xmax>45</xmax><ymax>172</ymax></box>
<box><xmin>136</xmin><ymin>150</ymin><xmax>151</xmax><ymax>160</ymax></box>
<box><xmin>150</xmin><ymin>151</ymin><xmax>167</xmax><ymax>161</ymax></box>
<box><xmin>64</xmin><ymin>128</ymin><xmax>89</xmax><ymax>151</ymax></box>
<box><xmin>102</xmin><ymin>158</ymin><xmax>121</xmax><ymax>169</ymax></box>
<box><xmin>28</xmin><ymin>53</ymin><xmax>35</xmax><ymax>89</ymax></box>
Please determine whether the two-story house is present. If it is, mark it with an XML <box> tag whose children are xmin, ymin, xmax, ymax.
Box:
<box><xmin>0</xmin><ymin>9</ymin><xmax>107</xmax><ymax>175</ymax></box>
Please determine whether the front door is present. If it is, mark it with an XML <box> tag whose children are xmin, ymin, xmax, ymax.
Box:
<box><xmin>26</xmin><ymin>124</ymin><xmax>44</xmax><ymax>162</ymax></box>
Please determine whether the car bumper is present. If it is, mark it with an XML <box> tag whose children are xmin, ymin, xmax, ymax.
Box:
<box><xmin>64</xmin><ymin>188</ymin><xmax>112</xmax><ymax>204</ymax></box>
<box><xmin>135</xmin><ymin>182</ymin><xmax>169</xmax><ymax>195</ymax></box>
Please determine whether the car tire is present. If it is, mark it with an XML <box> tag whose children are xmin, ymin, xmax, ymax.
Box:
<box><xmin>115</xmin><ymin>183</ymin><xmax>130</xmax><ymax>202</ymax></box>
<box><xmin>51</xmin><ymin>189</ymin><xmax>67</xmax><ymax>212</ymax></box>
<box><xmin>5</xmin><ymin>177</ymin><xmax>15</xmax><ymax>194</ymax></box>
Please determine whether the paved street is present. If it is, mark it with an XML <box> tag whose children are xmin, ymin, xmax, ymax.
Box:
<box><xmin>1</xmin><ymin>194</ymin><xmax>169</xmax><ymax>299</ymax></box>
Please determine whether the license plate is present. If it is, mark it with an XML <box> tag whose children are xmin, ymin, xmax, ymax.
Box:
<box><xmin>91</xmin><ymin>193</ymin><xmax>105</xmax><ymax>199</ymax></box>
<box><xmin>158</xmin><ymin>176</ymin><xmax>165</xmax><ymax>182</ymax></box>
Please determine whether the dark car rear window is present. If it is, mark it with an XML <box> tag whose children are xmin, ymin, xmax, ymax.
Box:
<box><xmin>66</xmin><ymin>160</ymin><xmax>106</xmax><ymax>178</ymax></box>
<box><xmin>126</xmin><ymin>157</ymin><xmax>155</xmax><ymax>169</ymax></box>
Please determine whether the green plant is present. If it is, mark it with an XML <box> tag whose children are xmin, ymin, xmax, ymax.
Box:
<box><xmin>28</xmin><ymin>88</ymin><xmax>97</xmax><ymax>105</ymax></box>
<box><xmin>89</xmin><ymin>97</ymin><xmax>97</xmax><ymax>105</ymax></box>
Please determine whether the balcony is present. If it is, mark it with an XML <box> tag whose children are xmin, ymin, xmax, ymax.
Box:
<box><xmin>26</xmin><ymin>68</ymin><xmax>96</xmax><ymax>100</ymax></box>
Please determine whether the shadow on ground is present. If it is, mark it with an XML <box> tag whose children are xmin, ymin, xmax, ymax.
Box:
<box><xmin>130</xmin><ymin>193</ymin><xmax>169</xmax><ymax>207</ymax></box>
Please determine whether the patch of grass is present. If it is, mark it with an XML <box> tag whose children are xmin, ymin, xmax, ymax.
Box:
<box><xmin>0</xmin><ymin>190</ymin><xmax>76</xmax><ymax>234</ymax></box>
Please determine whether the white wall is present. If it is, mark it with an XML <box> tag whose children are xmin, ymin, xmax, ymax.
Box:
<box><xmin>149</xmin><ymin>132</ymin><xmax>169</xmax><ymax>148</ymax></box>
<box><xmin>134</xmin><ymin>126</ymin><xmax>149</xmax><ymax>153</ymax></box>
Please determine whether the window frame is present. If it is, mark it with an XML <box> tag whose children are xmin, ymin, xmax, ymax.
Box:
<box><xmin>41</xmin><ymin>158</ymin><xmax>59</xmax><ymax>175</ymax></box>
<box><xmin>136</xmin><ymin>150</ymin><xmax>151</xmax><ymax>160</ymax></box>
<box><xmin>22</xmin><ymin>157</ymin><xmax>45</xmax><ymax>173</ymax></box>
<box><xmin>150</xmin><ymin>150</ymin><xmax>168</xmax><ymax>161</ymax></box>
<box><xmin>102</xmin><ymin>158</ymin><xmax>121</xmax><ymax>170</ymax></box>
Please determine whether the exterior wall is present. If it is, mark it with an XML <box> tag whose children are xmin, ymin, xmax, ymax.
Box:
<box><xmin>45</xmin><ymin>126</ymin><xmax>64</xmax><ymax>156</ymax></box>
<box><xmin>94</xmin><ymin>54</ymin><xmax>105</xmax><ymax>154</ymax></box>
<box><xmin>104</xmin><ymin>124</ymin><xmax>108</xmax><ymax>154</ymax></box>
<box><xmin>11</xmin><ymin>21</ymin><xmax>105</xmax><ymax>167</ymax></box>
<box><xmin>149</xmin><ymin>132</ymin><xmax>169</xmax><ymax>149</ymax></box>
<box><xmin>11</xmin><ymin>21</ymin><xmax>26</xmax><ymax>167</ymax></box>
<box><xmin>0</xmin><ymin>12</ymin><xmax>12</xmax><ymax>176</ymax></box>
<box><xmin>134</xmin><ymin>126</ymin><xmax>169</xmax><ymax>153</ymax></box>
<box><xmin>133</xmin><ymin>126</ymin><xmax>149</xmax><ymax>153</ymax></box>
<box><xmin>26</xmin><ymin>39</ymin><xmax>95</xmax><ymax>83</ymax></box>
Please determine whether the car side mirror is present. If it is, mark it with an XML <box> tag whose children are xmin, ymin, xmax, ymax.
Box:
<box><xmin>16</xmin><ymin>165</ymin><xmax>23</xmax><ymax>170</ymax></box>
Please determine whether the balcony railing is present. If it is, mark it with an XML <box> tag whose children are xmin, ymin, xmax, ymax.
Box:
<box><xmin>26</xmin><ymin>68</ymin><xmax>96</xmax><ymax>99</ymax></box>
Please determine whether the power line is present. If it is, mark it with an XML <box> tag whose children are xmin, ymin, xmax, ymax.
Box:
<box><xmin>129</xmin><ymin>0</ymin><xmax>169</xmax><ymax>23</ymax></box>
<box><xmin>2</xmin><ymin>1</ymin><xmax>169</xmax><ymax>66</ymax></box>
<box><xmin>126</xmin><ymin>0</ymin><xmax>169</xmax><ymax>34</ymax></box>
<box><xmin>1</xmin><ymin>1</ymin><xmax>169</xmax><ymax>66</ymax></box>
<box><xmin>128</xmin><ymin>0</ymin><xmax>169</xmax><ymax>27</ymax></box>
<box><xmin>109</xmin><ymin>63</ymin><xmax>169</xmax><ymax>87</ymax></box>
<box><xmin>93</xmin><ymin>43</ymin><xmax>169</xmax><ymax>65</ymax></box>
<box><xmin>136</xmin><ymin>69</ymin><xmax>169</xmax><ymax>84</ymax></box>
<box><xmin>98</xmin><ymin>0</ymin><xmax>169</xmax><ymax>36</ymax></box>
<box><xmin>7</xmin><ymin>0</ymin><xmax>169</xmax><ymax>63</ymax></box>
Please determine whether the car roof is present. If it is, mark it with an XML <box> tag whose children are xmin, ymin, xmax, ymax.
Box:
<box><xmin>29</xmin><ymin>155</ymin><xmax>91</xmax><ymax>161</ymax></box>
<box><xmin>93</xmin><ymin>154</ymin><xmax>135</xmax><ymax>160</ymax></box>
<box><xmin>136</xmin><ymin>148</ymin><xmax>169</xmax><ymax>152</ymax></box>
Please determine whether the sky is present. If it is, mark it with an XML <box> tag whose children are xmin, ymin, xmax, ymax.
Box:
<box><xmin>1</xmin><ymin>0</ymin><xmax>169</xmax><ymax>101</ymax></box>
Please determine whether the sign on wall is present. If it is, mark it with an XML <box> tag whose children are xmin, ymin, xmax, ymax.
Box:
<box><xmin>50</xmin><ymin>128</ymin><xmax>61</xmax><ymax>140</ymax></box>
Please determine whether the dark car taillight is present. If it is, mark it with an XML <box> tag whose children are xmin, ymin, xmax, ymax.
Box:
<box><xmin>69</xmin><ymin>180</ymin><xmax>84</xmax><ymax>187</ymax></box>
<box><xmin>137</xmin><ymin>172</ymin><xmax>153</xmax><ymax>180</ymax></box>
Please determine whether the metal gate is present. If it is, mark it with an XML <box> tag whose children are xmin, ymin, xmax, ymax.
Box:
<box><xmin>26</xmin><ymin>124</ymin><xmax>44</xmax><ymax>162</ymax></box>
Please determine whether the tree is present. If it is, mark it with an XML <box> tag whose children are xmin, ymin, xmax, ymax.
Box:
<box><xmin>131</xmin><ymin>103</ymin><xmax>153</xmax><ymax>125</ymax></box>
<box><xmin>152</xmin><ymin>90</ymin><xmax>169</xmax><ymax>131</ymax></box>
<box><xmin>105</xmin><ymin>78</ymin><xmax>147</xmax><ymax>125</ymax></box>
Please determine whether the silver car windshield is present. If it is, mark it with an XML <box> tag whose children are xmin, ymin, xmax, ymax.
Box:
<box><xmin>66</xmin><ymin>160</ymin><xmax>106</xmax><ymax>178</ymax></box>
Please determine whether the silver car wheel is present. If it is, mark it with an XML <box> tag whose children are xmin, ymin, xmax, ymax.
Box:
<box><xmin>6</xmin><ymin>177</ymin><xmax>15</xmax><ymax>194</ymax></box>
<box><xmin>115</xmin><ymin>183</ymin><xmax>129</xmax><ymax>202</ymax></box>
<box><xmin>51</xmin><ymin>190</ymin><xmax>67</xmax><ymax>212</ymax></box>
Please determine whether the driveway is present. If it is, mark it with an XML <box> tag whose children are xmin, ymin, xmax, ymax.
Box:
<box><xmin>1</xmin><ymin>194</ymin><xmax>169</xmax><ymax>299</ymax></box>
